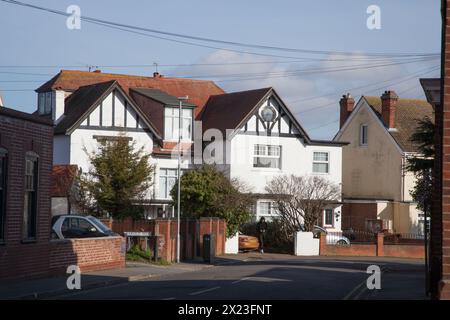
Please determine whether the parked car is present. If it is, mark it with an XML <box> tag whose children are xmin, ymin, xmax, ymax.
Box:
<box><xmin>239</xmin><ymin>233</ymin><xmax>260</xmax><ymax>251</ymax></box>
<box><xmin>51</xmin><ymin>215</ymin><xmax>117</xmax><ymax>239</ymax></box>
<box><xmin>312</xmin><ymin>225</ymin><xmax>350</xmax><ymax>245</ymax></box>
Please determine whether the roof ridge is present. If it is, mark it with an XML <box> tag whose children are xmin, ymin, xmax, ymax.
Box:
<box><xmin>57</xmin><ymin>69</ymin><xmax>220</xmax><ymax>83</ymax></box>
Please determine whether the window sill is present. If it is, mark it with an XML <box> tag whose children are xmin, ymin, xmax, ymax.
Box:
<box><xmin>252</xmin><ymin>167</ymin><xmax>282</xmax><ymax>172</ymax></box>
<box><xmin>21</xmin><ymin>239</ymin><xmax>37</xmax><ymax>244</ymax></box>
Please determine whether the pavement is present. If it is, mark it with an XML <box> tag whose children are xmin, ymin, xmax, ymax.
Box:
<box><xmin>0</xmin><ymin>254</ymin><xmax>428</xmax><ymax>300</ymax></box>
<box><xmin>0</xmin><ymin>260</ymin><xmax>215</xmax><ymax>300</ymax></box>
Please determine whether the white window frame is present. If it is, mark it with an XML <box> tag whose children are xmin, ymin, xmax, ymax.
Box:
<box><xmin>164</xmin><ymin>107</ymin><xmax>193</xmax><ymax>141</ymax></box>
<box><xmin>360</xmin><ymin>124</ymin><xmax>368</xmax><ymax>146</ymax></box>
<box><xmin>323</xmin><ymin>208</ymin><xmax>334</xmax><ymax>227</ymax></box>
<box><xmin>312</xmin><ymin>151</ymin><xmax>330</xmax><ymax>174</ymax></box>
<box><xmin>158</xmin><ymin>168</ymin><xmax>178</xmax><ymax>199</ymax></box>
<box><xmin>253</xmin><ymin>144</ymin><xmax>281</xmax><ymax>169</ymax></box>
<box><xmin>257</xmin><ymin>201</ymin><xmax>277</xmax><ymax>219</ymax></box>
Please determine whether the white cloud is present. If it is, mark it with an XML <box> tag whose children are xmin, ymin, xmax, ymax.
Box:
<box><xmin>169</xmin><ymin>50</ymin><xmax>439</xmax><ymax>140</ymax></box>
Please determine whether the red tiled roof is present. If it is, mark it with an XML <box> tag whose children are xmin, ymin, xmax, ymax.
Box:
<box><xmin>36</xmin><ymin>70</ymin><xmax>225</xmax><ymax>118</ymax></box>
<box><xmin>51</xmin><ymin>165</ymin><xmax>79</xmax><ymax>197</ymax></box>
<box><xmin>364</xmin><ymin>96</ymin><xmax>434</xmax><ymax>153</ymax></box>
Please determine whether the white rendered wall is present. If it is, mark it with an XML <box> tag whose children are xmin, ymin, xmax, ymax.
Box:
<box><xmin>229</xmin><ymin>133</ymin><xmax>342</xmax><ymax>194</ymax></box>
<box><xmin>225</xmin><ymin>232</ymin><xmax>239</xmax><ymax>254</ymax></box>
<box><xmin>294</xmin><ymin>232</ymin><xmax>320</xmax><ymax>256</ymax></box>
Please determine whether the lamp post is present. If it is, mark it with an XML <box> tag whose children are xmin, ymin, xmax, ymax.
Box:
<box><xmin>176</xmin><ymin>96</ymin><xmax>189</xmax><ymax>263</ymax></box>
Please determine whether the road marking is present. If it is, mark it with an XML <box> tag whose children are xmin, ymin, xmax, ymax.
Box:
<box><xmin>162</xmin><ymin>297</ymin><xmax>176</xmax><ymax>300</ymax></box>
<box><xmin>232</xmin><ymin>278</ymin><xmax>246</xmax><ymax>284</ymax></box>
<box><xmin>189</xmin><ymin>286</ymin><xmax>220</xmax><ymax>296</ymax></box>
<box><xmin>342</xmin><ymin>279</ymin><xmax>367</xmax><ymax>300</ymax></box>
<box><xmin>233</xmin><ymin>276</ymin><xmax>291</xmax><ymax>283</ymax></box>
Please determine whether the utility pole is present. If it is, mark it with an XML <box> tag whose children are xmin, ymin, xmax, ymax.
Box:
<box><xmin>176</xmin><ymin>96</ymin><xmax>189</xmax><ymax>263</ymax></box>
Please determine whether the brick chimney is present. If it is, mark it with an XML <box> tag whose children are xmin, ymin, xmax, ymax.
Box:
<box><xmin>381</xmin><ymin>90</ymin><xmax>398</xmax><ymax>129</ymax></box>
<box><xmin>339</xmin><ymin>93</ymin><xmax>355</xmax><ymax>128</ymax></box>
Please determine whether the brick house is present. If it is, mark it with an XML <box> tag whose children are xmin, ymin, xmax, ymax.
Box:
<box><xmin>419</xmin><ymin>0</ymin><xmax>450</xmax><ymax>300</ymax></box>
<box><xmin>0</xmin><ymin>106</ymin><xmax>53</xmax><ymax>281</ymax></box>
<box><xmin>334</xmin><ymin>91</ymin><xmax>433</xmax><ymax>235</ymax></box>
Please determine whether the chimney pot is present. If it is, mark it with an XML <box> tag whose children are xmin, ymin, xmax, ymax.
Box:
<box><xmin>381</xmin><ymin>90</ymin><xmax>398</xmax><ymax>129</ymax></box>
<box><xmin>339</xmin><ymin>93</ymin><xmax>355</xmax><ymax>128</ymax></box>
<box><xmin>153</xmin><ymin>72</ymin><xmax>160</xmax><ymax>78</ymax></box>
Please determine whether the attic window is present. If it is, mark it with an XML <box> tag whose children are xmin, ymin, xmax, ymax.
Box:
<box><xmin>38</xmin><ymin>92</ymin><xmax>52</xmax><ymax>115</ymax></box>
<box><xmin>360</xmin><ymin>124</ymin><xmax>368</xmax><ymax>146</ymax></box>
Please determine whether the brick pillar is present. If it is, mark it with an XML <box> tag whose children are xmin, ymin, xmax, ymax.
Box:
<box><xmin>376</xmin><ymin>233</ymin><xmax>384</xmax><ymax>257</ymax></box>
<box><xmin>319</xmin><ymin>233</ymin><xmax>327</xmax><ymax>255</ymax></box>
<box><xmin>439</xmin><ymin>0</ymin><xmax>450</xmax><ymax>300</ymax></box>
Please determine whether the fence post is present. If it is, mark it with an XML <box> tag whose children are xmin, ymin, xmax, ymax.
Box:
<box><xmin>376</xmin><ymin>232</ymin><xmax>384</xmax><ymax>256</ymax></box>
<box><xmin>319</xmin><ymin>232</ymin><xmax>327</xmax><ymax>255</ymax></box>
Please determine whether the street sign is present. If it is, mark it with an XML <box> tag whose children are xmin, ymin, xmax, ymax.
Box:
<box><xmin>124</xmin><ymin>231</ymin><xmax>152</xmax><ymax>237</ymax></box>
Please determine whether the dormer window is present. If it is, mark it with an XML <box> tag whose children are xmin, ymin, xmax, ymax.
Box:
<box><xmin>164</xmin><ymin>107</ymin><xmax>193</xmax><ymax>141</ymax></box>
<box><xmin>38</xmin><ymin>92</ymin><xmax>53</xmax><ymax>115</ymax></box>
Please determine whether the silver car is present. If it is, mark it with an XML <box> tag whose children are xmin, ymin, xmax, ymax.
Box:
<box><xmin>52</xmin><ymin>215</ymin><xmax>117</xmax><ymax>239</ymax></box>
<box><xmin>312</xmin><ymin>225</ymin><xmax>350</xmax><ymax>245</ymax></box>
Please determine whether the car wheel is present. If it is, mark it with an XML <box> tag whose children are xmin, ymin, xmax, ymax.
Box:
<box><xmin>336</xmin><ymin>240</ymin><xmax>348</xmax><ymax>246</ymax></box>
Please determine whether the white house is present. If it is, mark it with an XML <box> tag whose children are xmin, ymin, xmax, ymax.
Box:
<box><xmin>35</xmin><ymin>70</ymin><xmax>345</xmax><ymax>231</ymax></box>
<box><xmin>200</xmin><ymin>87</ymin><xmax>346</xmax><ymax>231</ymax></box>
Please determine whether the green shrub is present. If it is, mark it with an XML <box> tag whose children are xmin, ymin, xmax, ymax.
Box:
<box><xmin>126</xmin><ymin>246</ymin><xmax>153</xmax><ymax>262</ymax></box>
<box><xmin>240</xmin><ymin>219</ymin><xmax>293</xmax><ymax>254</ymax></box>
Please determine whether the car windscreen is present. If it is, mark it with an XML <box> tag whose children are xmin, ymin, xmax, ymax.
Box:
<box><xmin>87</xmin><ymin>216</ymin><xmax>112</xmax><ymax>233</ymax></box>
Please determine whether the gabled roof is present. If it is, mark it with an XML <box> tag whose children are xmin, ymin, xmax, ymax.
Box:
<box><xmin>201</xmin><ymin>87</ymin><xmax>272</xmax><ymax>134</ymax></box>
<box><xmin>200</xmin><ymin>87</ymin><xmax>345</xmax><ymax>146</ymax></box>
<box><xmin>54</xmin><ymin>81</ymin><xmax>162</xmax><ymax>140</ymax></box>
<box><xmin>130</xmin><ymin>88</ymin><xmax>196</xmax><ymax>107</ymax></box>
<box><xmin>36</xmin><ymin>70</ymin><xmax>224</xmax><ymax>117</ymax></box>
<box><xmin>420</xmin><ymin>78</ymin><xmax>440</xmax><ymax>106</ymax></box>
<box><xmin>51</xmin><ymin>164</ymin><xmax>78</xmax><ymax>197</ymax></box>
<box><xmin>54</xmin><ymin>80</ymin><xmax>116</xmax><ymax>134</ymax></box>
<box><xmin>341</xmin><ymin>96</ymin><xmax>433</xmax><ymax>153</ymax></box>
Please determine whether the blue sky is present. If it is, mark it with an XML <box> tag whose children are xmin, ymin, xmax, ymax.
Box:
<box><xmin>0</xmin><ymin>0</ymin><xmax>441</xmax><ymax>139</ymax></box>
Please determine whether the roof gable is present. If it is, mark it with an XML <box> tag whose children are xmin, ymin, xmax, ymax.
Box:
<box><xmin>364</xmin><ymin>96</ymin><xmax>433</xmax><ymax>152</ymax></box>
<box><xmin>201</xmin><ymin>87</ymin><xmax>272</xmax><ymax>135</ymax></box>
<box><xmin>55</xmin><ymin>81</ymin><xmax>162</xmax><ymax>140</ymax></box>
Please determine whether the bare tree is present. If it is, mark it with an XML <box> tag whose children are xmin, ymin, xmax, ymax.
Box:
<box><xmin>265</xmin><ymin>175</ymin><xmax>341</xmax><ymax>234</ymax></box>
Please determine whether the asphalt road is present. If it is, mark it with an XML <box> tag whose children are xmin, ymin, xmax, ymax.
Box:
<box><xmin>54</xmin><ymin>254</ymin><xmax>426</xmax><ymax>300</ymax></box>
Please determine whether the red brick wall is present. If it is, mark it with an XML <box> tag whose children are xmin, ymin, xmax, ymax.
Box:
<box><xmin>342</xmin><ymin>202</ymin><xmax>378</xmax><ymax>231</ymax></box>
<box><xmin>319</xmin><ymin>233</ymin><xmax>424</xmax><ymax>259</ymax></box>
<box><xmin>49</xmin><ymin>236</ymin><xmax>125</xmax><ymax>274</ymax></box>
<box><xmin>436</xmin><ymin>0</ymin><xmax>450</xmax><ymax>300</ymax></box>
<box><xmin>0</xmin><ymin>109</ymin><xmax>53</xmax><ymax>281</ymax></box>
<box><xmin>110</xmin><ymin>217</ymin><xmax>226</xmax><ymax>262</ymax></box>
<box><xmin>383</xmin><ymin>245</ymin><xmax>424</xmax><ymax>259</ymax></box>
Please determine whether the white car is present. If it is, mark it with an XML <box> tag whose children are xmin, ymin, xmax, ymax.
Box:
<box><xmin>51</xmin><ymin>215</ymin><xmax>117</xmax><ymax>239</ymax></box>
<box><xmin>312</xmin><ymin>226</ymin><xmax>350</xmax><ymax>245</ymax></box>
